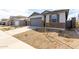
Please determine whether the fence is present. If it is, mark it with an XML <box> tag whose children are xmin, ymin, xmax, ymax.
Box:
<box><xmin>66</xmin><ymin>17</ymin><xmax>76</xmax><ymax>30</ymax></box>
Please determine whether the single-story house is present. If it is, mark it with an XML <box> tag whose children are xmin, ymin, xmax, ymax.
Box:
<box><xmin>28</xmin><ymin>9</ymin><xmax>69</xmax><ymax>28</ymax></box>
<box><xmin>9</xmin><ymin>16</ymin><xmax>27</xmax><ymax>26</ymax></box>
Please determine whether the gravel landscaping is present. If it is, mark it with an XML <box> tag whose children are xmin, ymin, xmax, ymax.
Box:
<box><xmin>13</xmin><ymin>28</ymin><xmax>79</xmax><ymax>49</ymax></box>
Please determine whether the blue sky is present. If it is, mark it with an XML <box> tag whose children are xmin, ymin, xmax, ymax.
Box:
<box><xmin>0</xmin><ymin>9</ymin><xmax>51</xmax><ymax>19</ymax></box>
<box><xmin>0</xmin><ymin>9</ymin><xmax>46</xmax><ymax>19</ymax></box>
<box><xmin>0</xmin><ymin>9</ymin><xmax>79</xmax><ymax>20</ymax></box>
<box><xmin>0</xmin><ymin>0</ymin><xmax>78</xmax><ymax>19</ymax></box>
<box><xmin>68</xmin><ymin>9</ymin><xmax>79</xmax><ymax>19</ymax></box>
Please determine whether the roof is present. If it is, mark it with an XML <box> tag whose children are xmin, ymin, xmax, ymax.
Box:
<box><xmin>1</xmin><ymin>18</ymin><xmax>10</xmax><ymax>22</ymax></box>
<box><xmin>10</xmin><ymin>16</ymin><xmax>27</xmax><ymax>19</ymax></box>
<box><xmin>29</xmin><ymin>12</ymin><xmax>41</xmax><ymax>17</ymax></box>
<box><xmin>10</xmin><ymin>16</ymin><xmax>27</xmax><ymax>20</ymax></box>
<box><xmin>42</xmin><ymin>9</ymin><xmax>69</xmax><ymax>14</ymax></box>
<box><xmin>29</xmin><ymin>9</ymin><xmax>69</xmax><ymax>17</ymax></box>
<box><xmin>41</xmin><ymin>10</ymin><xmax>51</xmax><ymax>14</ymax></box>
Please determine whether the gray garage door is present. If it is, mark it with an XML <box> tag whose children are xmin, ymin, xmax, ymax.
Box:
<box><xmin>30</xmin><ymin>17</ymin><xmax>42</xmax><ymax>27</ymax></box>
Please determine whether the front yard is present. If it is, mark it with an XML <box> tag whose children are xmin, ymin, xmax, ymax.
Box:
<box><xmin>0</xmin><ymin>25</ymin><xmax>21</xmax><ymax>31</ymax></box>
<box><xmin>13</xmin><ymin>28</ymin><xmax>79</xmax><ymax>49</ymax></box>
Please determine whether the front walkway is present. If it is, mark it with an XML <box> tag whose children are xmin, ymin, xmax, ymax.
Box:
<box><xmin>0</xmin><ymin>30</ymin><xmax>34</xmax><ymax>49</ymax></box>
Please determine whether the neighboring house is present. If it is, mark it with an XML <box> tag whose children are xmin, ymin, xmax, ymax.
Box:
<box><xmin>9</xmin><ymin>16</ymin><xmax>27</xmax><ymax>26</ymax></box>
<box><xmin>0</xmin><ymin>19</ymin><xmax>10</xmax><ymax>25</ymax></box>
<box><xmin>28</xmin><ymin>9</ymin><xmax>69</xmax><ymax>28</ymax></box>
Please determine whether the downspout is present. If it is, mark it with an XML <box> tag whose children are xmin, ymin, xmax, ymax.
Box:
<box><xmin>65</xmin><ymin>9</ymin><xmax>69</xmax><ymax>29</ymax></box>
<box><xmin>44</xmin><ymin>15</ymin><xmax>46</xmax><ymax>27</ymax></box>
<box><xmin>43</xmin><ymin>14</ymin><xmax>47</xmax><ymax>33</ymax></box>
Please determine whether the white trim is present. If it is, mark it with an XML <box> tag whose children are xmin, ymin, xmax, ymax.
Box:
<box><xmin>59</xmin><ymin>12</ymin><xmax>66</xmax><ymax>23</ymax></box>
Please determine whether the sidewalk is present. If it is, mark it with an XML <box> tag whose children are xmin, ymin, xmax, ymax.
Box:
<box><xmin>0</xmin><ymin>30</ymin><xmax>35</xmax><ymax>49</ymax></box>
<box><xmin>5</xmin><ymin>26</ymin><xmax>33</xmax><ymax>35</ymax></box>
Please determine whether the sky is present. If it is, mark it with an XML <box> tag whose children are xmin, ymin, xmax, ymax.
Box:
<box><xmin>0</xmin><ymin>9</ymin><xmax>79</xmax><ymax>20</ymax></box>
<box><xmin>68</xmin><ymin>9</ymin><xmax>79</xmax><ymax>19</ymax></box>
<box><xmin>0</xmin><ymin>9</ymin><xmax>55</xmax><ymax>19</ymax></box>
<box><xmin>0</xmin><ymin>0</ymin><xmax>78</xmax><ymax>19</ymax></box>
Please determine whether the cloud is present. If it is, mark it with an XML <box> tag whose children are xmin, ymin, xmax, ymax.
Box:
<box><xmin>68</xmin><ymin>9</ymin><xmax>79</xmax><ymax>19</ymax></box>
<box><xmin>0</xmin><ymin>9</ymin><xmax>28</xmax><ymax>19</ymax></box>
<box><xmin>0</xmin><ymin>9</ymin><xmax>79</xmax><ymax>20</ymax></box>
<box><xmin>0</xmin><ymin>9</ymin><xmax>54</xmax><ymax>19</ymax></box>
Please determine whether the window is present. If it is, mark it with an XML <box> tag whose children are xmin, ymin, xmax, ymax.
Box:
<box><xmin>51</xmin><ymin>14</ymin><xmax>59</xmax><ymax>22</ymax></box>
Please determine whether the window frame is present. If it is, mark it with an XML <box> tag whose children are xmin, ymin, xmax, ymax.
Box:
<box><xmin>50</xmin><ymin>14</ymin><xmax>59</xmax><ymax>22</ymax></box>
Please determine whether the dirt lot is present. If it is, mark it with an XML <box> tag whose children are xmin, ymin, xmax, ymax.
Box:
<box><xmin>14</xmin><ymin>28</ymin><xmax>79</xmax><ymax>49</ymax></box>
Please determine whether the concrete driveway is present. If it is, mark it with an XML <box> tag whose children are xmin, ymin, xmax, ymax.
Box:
<box><xmin>0</xmin><ymin>30</ymin><xmax>34</xmax><ymax>49</ymax></box>
<box><xmin>5</xmin><ymin>26</ymin><xmax>37</xmax><ymax>35</ymax></box>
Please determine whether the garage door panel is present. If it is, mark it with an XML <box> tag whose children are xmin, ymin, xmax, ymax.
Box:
<box><xmin>30</xmin><ymin>17</ymin><xmax>42</xmax><ymax>27</ymax></box>
<box><xmin>15</xmin><ymin>20</ymin><xmax>20</xmax><ymax>26</ymax></box>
